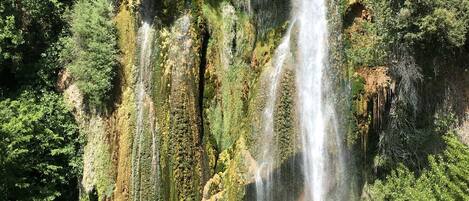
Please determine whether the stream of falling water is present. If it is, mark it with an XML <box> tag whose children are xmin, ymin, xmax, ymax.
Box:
<box><xmin>256</xmin><ymin>0</ymin><xmax>346</xmax><ymax>200</ymax></box>
<box><xmin>296</xmin><ymin>0</ymin><xmax>329</xmax><ymax>200</ymax></box>
<box><xmin>132</xmin><ymin>20</ymin><xmax>152</xmax><ymax>201</ymax></box>
<box><xmin>132</xmin><ymin>2</ymin><xmax>160</xmax><ymax>198</ymax></box>
<box><xmin>255</xmin><ymin>21</ymin><xmax>295</xmax><ymax>201</ymax></box>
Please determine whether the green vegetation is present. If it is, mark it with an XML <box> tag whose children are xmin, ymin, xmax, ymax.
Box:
<box><xmin>61</xmin><ymin>0</ymin><xmax>118</xmax><ymax>108</ymax></box>
<box><xmin>367</xmin><ymin>133</ymin><xmax>469</xmax><ymax>201</ymax></box>
<box><xmin>345</xmin><ymin>1</ymin><xmax>469</xmax><ymax>200</ymax></box>
<box><xmin>274</xmin><ymin>70</ymin><xmax>297</xmax><ymax>163</ymax></box>
<box><xmin>1</xmin><ymin>0</ymin><xmax>468</xmax><ymax>200</ymax></box>
<box><xmin>0</xmin><ymin>0</ymin><xmax>71</xmax><ymax>71</ymax></box>
<box><xmin>0</xmin><ymin>1</ymin><xmax>82</xmax><ymax>200</ymax></box>
<box><xmin>345</xmin><ymin>0</ymin><xmax>469</xmax><ymax>69</ymax></box>
<box><xmin>393</xmin><ymin>0</ymin><xmax>469</xmax><ymax>48</ymax></box>
<box><xmin>0</xmin><ymin>91</ymin><xmax>81</xmax><ymax>200</ymax></box>
<box><xmin>343</xmin><ymin>4</ymin><xmax>387</xmax><ymax>67</ymax></box>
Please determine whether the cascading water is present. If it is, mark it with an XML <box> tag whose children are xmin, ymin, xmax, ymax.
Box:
<box><xmin>132</xmin><ymin>1</ymin><xmax>160</xmax><ymax>200</ymax></box>
<box><xmin>296</xmin><ymin>0</ymin><xmax>329</xmax><ymax>200</ymax></box>
<box><xmin>255</xmin><ymin>21</ymin><xmax>295</xmax><ymax>201</ymax></box>
<box><xmin>256</xmin><ymin>0</ymin><xmax>346</xmax><ymax>200</ymax></box>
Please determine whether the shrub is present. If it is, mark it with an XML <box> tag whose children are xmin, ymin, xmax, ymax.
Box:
<box><xmin>367</xmin><ymin>133</ymin><xmax>469</xmax><ymax>201</ymax></box>
<box><xmin>61</xmin><ymin>0</ymin><xmax>118</xmax><ymax>108</ymax></box>
<box><xmin>397</xmin><ymin>0</ymin><xmax>469</xmax><ymax>48</ymax></box>
<box><xmin>0</xmin><ymin>0</ymin><xmax>70</xmax><ymax>69</ymax></box>
<box><xmin>0</xmin><ymin>90</ymin><xmax>82</xmax><ymax>200</ymax></box>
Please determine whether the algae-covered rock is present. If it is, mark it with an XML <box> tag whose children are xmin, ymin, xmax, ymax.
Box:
<box><xmin>75</xmin><ymin>0</ymin><xmax>302</xmax><ymax>200</ymax></box>
<box><xmin>164</xmin><ymin>12</ymin><xmax>206</xmax><ymax>201</ymax></box>
<box><xmin>202</xmin><ymin>137</ymin><xmax>257</xmax><ymax>201</ymax></box>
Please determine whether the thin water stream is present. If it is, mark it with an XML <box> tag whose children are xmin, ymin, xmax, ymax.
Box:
<box><xmin>255</xmin><ymin>20</ymin><xmax>295</xmax><ymax>201</ymax></box>
<box><xmin>132</xmin><ymin>1</ymin><xmax>159</xmax><ymax>200</ymax></box>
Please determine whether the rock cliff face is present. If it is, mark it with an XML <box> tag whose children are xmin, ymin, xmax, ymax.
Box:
<box><xmin>64</xmin><ymin>0</ymin><xmax>468</xmax><ymax>201</ymax></box>
<box><xmin>63</xmin><ymin>0</ymin><xmax>294</xmax><ymax>200</ymax></box>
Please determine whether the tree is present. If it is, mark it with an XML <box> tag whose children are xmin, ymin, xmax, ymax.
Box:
<box><xmin>397</xmin><ymin>0</ymin><xmax>469</xmax><ymax>48</ymax></box>
<box><xmin>0</xmin><ymin>91</ymin><xmax>82</xmax><ymax>200</ymax></box>
<box><xmin>61</xmin><ymin>0</ymin><xmax>119</xmax><ymax>108</ymax></box>
<box><xmin>367</xmin><ymin>133</ymin><xmax>469</xmax><ymax>201</ymax></box>
<box><xmin>0</xmin><ymin>0</ymin><xmax>72</xmax><ymax>71</ymax></box>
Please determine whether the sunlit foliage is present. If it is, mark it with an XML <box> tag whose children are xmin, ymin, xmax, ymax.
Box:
<box><xmin>61</xmin><ymin>0</ymin><xmax>118</xmax><ymax>108</ymax></box>
<box><xmin>0</xmin><ymin>91</ymin><xmax>82</xmax><ymax>200</ymax></box>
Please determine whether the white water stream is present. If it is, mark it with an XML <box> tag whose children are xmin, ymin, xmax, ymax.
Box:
<box><xmin>132</xmin><ymin>6</ymin><xmax>160</xmax><ymax>198</ymax></box>
<box><xmin>255</xmin><ymin>20</ymin><xmax>295</xmax><ymax>201</ymax></box>
<box><xmin>296</xmin><ymin>0</ymin><xmax>329</xmax><ymax>200</ymax></box>
<box><xmin>255</xmin><ymin>0</ymin><xmax>345</xmax><ymax>200</ymax></box>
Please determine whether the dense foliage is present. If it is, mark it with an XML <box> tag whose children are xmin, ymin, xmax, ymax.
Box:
<box><xmin>345</xmin><ymin>0</ymin><xmax>469</xmax><ymax>68</ymax></box>
<box><xmin>0</xmin><ymin>91</ymin><xmax>81</xmax><ymax>200</ymax></box>
<box><xmin>367</xmin><ymin>133</ymin><xmax>469</xmax><ymax>200</ymax></box>
<box><xmin>0</xmin><ymin>0</ymin><xmax>72</xmax><ymax>72</ymax></box>
<box><xmin>61</xmin><ymin>0</ymin><xmax>118</xmax><ymax>108</ymax></box>
<box><xmin>395</xmin><ymin>0</ymin><xmax>469</xmax><ymax>48</ymax></box>
<box><xmin>0</xmin><ymin>1</ymin><xmax>83</xmax><ymax>200</ymax></box>
<box><xmin>345</xmin><ymin>0</ymin><xmax>469</xmax><ymax>200</ymax></box>
<box><xmin>363</xmin><ymin>0</ymin><xmax>469</xmax><ymax>169</ymax></box>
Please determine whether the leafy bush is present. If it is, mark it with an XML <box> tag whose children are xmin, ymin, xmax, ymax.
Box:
<box><xmin>344</xmin><ymin>16</ymin><xmax>388</xmax><ymax>67</ymax></box>
<box><xmin>61</xmin><ymin>0</ymin><xmax>118</xmax><ymax>108</ymax></box>
<box><xmin>365</xmin><ymin>0</ymin><xmax>469</xmax><ymax>49</ymax></box>
<box><xmin>0</xmin><ymin>0</ymin><xmax>71</xmax><ymax>70</ymax></box>
<box><xmin>397</xmin><ymin>0</ymin><xmax>469</xmax><ymax>47</ymax></box>
<box><xmin>367</xmin><ymin>133</ymin><xmax>469</xmax><ymax>201</ymax></box>
<box><xmin>0</xmin><ymin>90</ymin><xmax>82</xmax><ymax>200</ymax></box>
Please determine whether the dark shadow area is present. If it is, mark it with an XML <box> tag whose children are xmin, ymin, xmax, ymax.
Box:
<box><xmin>416</xmin><ymin>47</ymin><xmax>469</xmax><ymax>126</ymax></box>
<box><xmin>106</xmin><ymin>51</ymin><xmax>124</xmax><ymax>114</ymax></box>
<box><xmin>343</xmin><ymin>2</ymin><xmax>368</xmax><ymax>28</ymax></box>
<box><xmin>88</xmin><ymin>187</ymin><xmax>99</xmax><ymax>201</ymax></box>
<box><xmin>251</xmin><ymin>0</ymin><xmax>291</xmax><ymax>39</ymax></box>
<box><xmin>244</xmin><ymin>153</ymin><xmax>304</xmax><ymax>201</ymax></box>
<box><xmin>198</xmin><ymin>24</ymin><xmax>210</xmax><ymax>145</ymax></box>
<box><xmin>141</xmin><ymin>0</ymin><xmax>157</xmax><ymax>24</ymax></box>
<box><xmin>154</xmin><ymin>0</ymin><xmax>194</xmax><ymax>26</ymax></box>
<box><xmin>0</xmin><ymin>68</ymin><xmax>18</xmax><ymax>93</ymax></box>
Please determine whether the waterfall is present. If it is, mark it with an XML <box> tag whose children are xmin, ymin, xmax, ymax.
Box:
<box><xmin>256</xmin><ymin>0</ymin><xmax>346</xmax><ymax>200</ymax></box>
<box><xmin>132</xmin><ymin>20</ymin><xmax>152</xmax><ymax>201</ymax></box>
<box><xmin>132</xmin><ymin>1</ymin><xmax>160</xmax><ymax>200</ymax></box>
<box><xmin>296</xmin><ymin>0</ymin><xmax>328</xmax><ymax>200</ymax></box>
<box><xmin>255</xmin><ymin>21</ymin><xmax>295</xmax><ymax>201</ymax></box>
<box><xmin>297</xmin><ymin>0</ymin><xmax>346</xmax><ymax>200</ymax></box>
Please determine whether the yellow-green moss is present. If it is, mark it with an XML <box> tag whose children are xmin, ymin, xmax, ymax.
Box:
<box><xmin>113</xmin><ymin>2</ymin><xmax>138</xmax><ymax>200</ymax></box>
<box><xmin>274</xmin><ymin>70</ymin><xmax>298</xmax><ymax>164</ymax></box>
<box><xmin>202</xmin><ymin>136</ymin><xmax>255</xmax><ymax>201</ymax></box>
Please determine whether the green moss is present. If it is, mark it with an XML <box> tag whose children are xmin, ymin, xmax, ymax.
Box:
<box><xmin>161</xmin><ymin>12</ymin><xmax>205</xmax><ymax>201</ymax></box>
<box><xmin>131</xmin><ymin>105</ymin><xmax>159</xmax><ymax>201</ymax></box>
<box><xmin>213</xmin><ymin>137</ymin><xmax>253</xmax><ymax>201</ymax></box>
<box><xmin>252</xmin><ymin>23</ymin><xmax>289</xmax><ymax>73</ymax></box>
<box><xmin>351</xmin><ymin>73</ymin><xmax>365</xmax><ymax>99</ymax></box>
<box><xmin>274</xmin><ymin>70</ymin><xmax>297</xmax><ymax>164</ymax></box>
<box><xmin>347</xmin><ymin>73</ymin><xmax>367</xmax><ymax>146</ymax></box>
<box><xmin>80</xmin><ymin>115</ymin><xmax>116</xmax><ymax>200</ymax></box>
<box><xmin>170</xmin><ymin>97</ymin><xmax>198</xmax><ymax>201</ymax></box>
<box><xmin>202</xmin><ymin>2</ymin><xmax>256</xmax><ymax>153</ymax></box>
<box><xmin>113</xmin><ymin>2</ymin><xmax>138</xmax><ymax>200</ymax></box>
